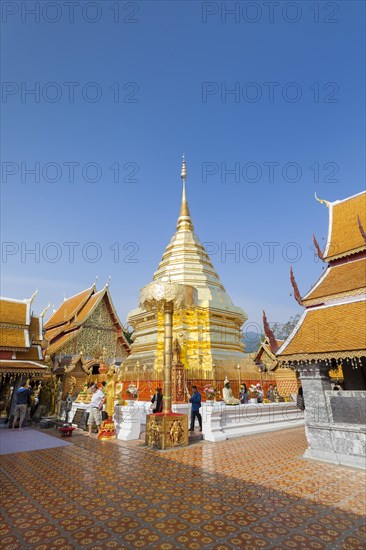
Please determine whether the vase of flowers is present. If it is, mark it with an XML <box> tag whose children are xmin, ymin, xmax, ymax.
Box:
<box><xmin>126</xmin><ymin>384</ymin><xmax>139</xmax><ymax>400</ymax></box>
<box><xmin>204</xmin><ymin>384</ymin><xmax>217</xmax><ymax>401</ymax></box>
<box><xmin>249</xmin><ymin>384</ymin><xmax>258</xmax><ymax>403</ymax></box>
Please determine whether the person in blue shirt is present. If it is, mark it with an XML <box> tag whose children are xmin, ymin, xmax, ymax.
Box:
<box><xmin>189</xmin><ymin>385</ymin><xmax>202</xmax><ymax>432</ymax></box>
<box><xmin>12</xmin><ymin>381</ymin><xmax>33</xmax><ymax>430</ymax></box>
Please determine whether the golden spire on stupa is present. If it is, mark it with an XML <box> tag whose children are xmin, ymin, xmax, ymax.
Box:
<box><xmin>177</xmin><ymin>155</ymin><xmax>193</xmax><ymax>231</ymax></box>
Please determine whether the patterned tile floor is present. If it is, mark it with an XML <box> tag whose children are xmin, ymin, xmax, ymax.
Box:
<box><xmin>1</xmin><ymin>426</ymin><xmax>365</xmax><ymax>549</ymax></box>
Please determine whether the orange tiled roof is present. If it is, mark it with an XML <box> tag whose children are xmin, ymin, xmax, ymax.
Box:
<box><xmin>44</xmin><ymin>286</ymin><xmax>95</xmax><ymax>329</ymax></box>
<box><xmin>29</xmin><ymin>316</ymin><xmax>42</xmax><ymax>343</ymax></box>
<box><xmin>323</xmin><ymin>191</ymin><xmax>366</xmax><ymax>262</ymax></box>
<box><xmin>0</xmin><ymin>298</ymin><xmax>28</xmax><ymax>326</ymax></box>
<box><xmin>44</xmin><ymin>324</ymin><xmax>66</xmax><ymax>342</ymax></box>
<box><xmin>48</xmin><ymin>330</ymin><xmax>79</xmax><ymax>355</ymax></box>
<box><xmin>0</xmin><ymin>327</ymin><xmax>29</xmax><ymax>349</ymax></box>
<box><xmin>73</xmin><ymin>290</ymin><xmax>104</xmax><ymax>325</ymax></box>
<box><xmin>277</xmin><ymin>299</ymin><xmax>366</xmax><ymax>361</ymax></box>
<box><xmin>303</xmin><ymin>257</ymin><xmax>366</xmax><ymax>305</ymax></box>
<box><xmin>0</xmin><ymin>360</ymin><xmax>47</xmax><ymax>373</ymax></box>
<box><xmin>17</xmin><ymin>346</ymin><xmax>43</xmax><ymax>361</ymax></box>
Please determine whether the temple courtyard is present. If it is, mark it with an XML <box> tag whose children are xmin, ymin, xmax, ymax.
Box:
<box><xmin>0</xmin><ymin>426</ymin><xmax>365</xmax><ymax>549</ymax></box>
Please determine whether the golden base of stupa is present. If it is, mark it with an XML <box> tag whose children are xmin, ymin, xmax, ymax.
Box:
<box><xmin>97</xmin><ymin>418</ymin><xmax>116</xmax><ymax>440</ymax></box>
<box><xmin>145</xmin><ymin>413</ymin><xmax>188</xmax><ymax>450</ymax></box>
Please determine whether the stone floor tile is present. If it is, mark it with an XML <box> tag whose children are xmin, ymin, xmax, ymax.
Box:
<box><xmin>1</xmin><ymin>426</ymin><xmax>365</xmax><ymax>550</ymax></box>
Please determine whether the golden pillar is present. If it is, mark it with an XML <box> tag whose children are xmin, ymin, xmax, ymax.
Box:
<box><xmin>140</xmin><ymin>281</ymin><xmax>197</xmax><ymax>449</ymax></box>
<box><xmin>163</xmin><ymin>302</ymin><xmax>173</xmax><ymax>414</ymax></box>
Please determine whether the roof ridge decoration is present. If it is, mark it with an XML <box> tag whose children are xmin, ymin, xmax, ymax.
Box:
<box><xmin>40</xmin><ymin>303</ymin><xmax>50</xmax><ymax>318</ymax></box>
<box><xmin>312</xmin><ymin>233</ymin><xmax>324</xmax><ymax>261</ymax></box>
<box><xmin>290</xmin><ymin>267</ymin><xmax>303</xmax><ymax>306</ymax></box>
<box><xmin>314</xmin><ymin>192</ymin><xmax>330</xmax><ymax>207</ymax></box>
<box><xmin>29</xmin><ymin>289</ymin><xmax>38</xmax><ymax>303</ymax></box>
<box><xmin>262</xmin><ymin>310</ymin><xmax>279</xmax><ymax>354</ymax></box>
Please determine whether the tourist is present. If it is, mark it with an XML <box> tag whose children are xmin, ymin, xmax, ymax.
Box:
<box><xmin>189</xmin><ymin>385</ymin><xmax>202</xmax><ymax>432</ymax></box>
<box><xmin>64</xmin><ymin>394</ymin><xmax>73</xmax><ymax>425</ymax></box>
<box><xmin>101</xmin><ymin>380</ymin><xmax>108</xmax><ymax>420</ymax></box>
<box><xmin>151</xmin><ymin>387</ymin><xmax>163</xmax><ymax>413</ymax></box>
<box><xmin>239</xmin><ymin>383</ymin><xmax>249</xmax><ymax>404</ymax></box>
<box><xmin>12</xmin><ymin>380</ymin><xmax>33</xmax><ymax>430</ymax></box>
<box><xmin>266</xmin><ymin>384</ymin><xmax>276</xmax><ymax>402</ymax></box>
<box><xmin>87</xmin><ymin>384</ymin><xmax>105</xmax><ymax>436</ymax></box>
<box><xmin>256</xmin><ymin>384</ymin><xmax>264</xmax><ymax>403</ymax></box>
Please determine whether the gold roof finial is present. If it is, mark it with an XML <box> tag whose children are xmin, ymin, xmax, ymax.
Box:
<box><xmin>314</xmin><ymin>192</ymin><xmax>330</xmax><ymax>207</ymax></box>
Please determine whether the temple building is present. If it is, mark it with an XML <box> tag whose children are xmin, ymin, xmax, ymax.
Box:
<box><xmin>277</xmin><ymin>190</ymin><xmax>366</xmax><ymax>468</ymax></box>
<box><xmin>253</xmin><ymin>333</ymin><xmax>298</xmax><ymax>397</ymax></box>
<box><xmin>124</xmin><ymin>159</ymin><xmax>248</xmax><ymax>385</ymax></box>
<box><xmin>0</xmin><ymin>292</ymin><xmax>47</xmax><ymax>423</ymax></box>
<box><xmin>44</xmin><ymin>282</ymin><xmax>130</xmax><ymax>396</ymax></box>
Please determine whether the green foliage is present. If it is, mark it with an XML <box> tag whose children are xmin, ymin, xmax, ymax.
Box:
<box><xmin>123</xmin><ymin>329</ymin><xmax>134</xmax><ymax>344</ymax></box>
<box><xmin>271</xmin><ymin>314</ymin><xmax>301</xmax><ymax>340</ymax></box>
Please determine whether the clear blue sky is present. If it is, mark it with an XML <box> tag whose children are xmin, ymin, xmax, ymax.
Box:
<box><xmin>1</xmin><ymin>0</ymin><xmax>365</xmax><ymax>334</ymax></box>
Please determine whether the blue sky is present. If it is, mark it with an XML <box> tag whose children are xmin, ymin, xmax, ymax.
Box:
<box><xmin>1</xmin><ymin>0</ymin><xmax>365</xmax><ymax>333</ymax></box>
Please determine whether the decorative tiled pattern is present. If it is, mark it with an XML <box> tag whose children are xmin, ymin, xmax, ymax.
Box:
<box><xmin>1</xmin><ymin>427</ymin><xmax>365</xmax><ymax>549</ymax></box>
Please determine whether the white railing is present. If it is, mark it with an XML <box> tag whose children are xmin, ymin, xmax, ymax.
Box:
<box><xmin>202</xmin><ymin>401</ymin><xmax>304</xmax><ymax>442</ymax></box>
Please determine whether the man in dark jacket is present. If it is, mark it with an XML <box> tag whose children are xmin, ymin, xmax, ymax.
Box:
<box><xmin>151</xmin><ymin>387</ymin><xmax>163</xmax><ymax>413</ymax></box>
<box><xmin>12</xmin><ymin>381</ymin><xmax>33</xmax><ymax>429</ymax></box>
<box><xmin>189</xmin><ymin>385</ymin><xmax>202</xmax><ymax>432</ymax></box>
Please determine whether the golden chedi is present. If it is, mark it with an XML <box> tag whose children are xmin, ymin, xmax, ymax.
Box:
<box><xmin>124</xmin><ymin>158</ymin><xmax>248</xmax><ymax>382</ymax></box>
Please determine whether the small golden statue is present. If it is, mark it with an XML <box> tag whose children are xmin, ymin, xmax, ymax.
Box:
<box><xmin>169</xmin><ymin>420</ymin><xmax>183</xmax><ymax>446</ymax></box>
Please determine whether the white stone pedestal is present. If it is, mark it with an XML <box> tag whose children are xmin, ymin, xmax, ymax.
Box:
<box><xmin>202</xmin><ymin>401</ymin><xmax>226</xmax><ymax>441</ymax></box>
<box><xmin>115</xmin><ymin>402</ymin><xmax>145</xmax><ymax>441</ymax></box>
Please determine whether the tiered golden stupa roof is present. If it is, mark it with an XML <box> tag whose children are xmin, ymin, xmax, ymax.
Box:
<box><xmin>152</xmin><ymin>158</ymin><xmax>244</xmax><ymax>315</ymax></box>
<box><xmin>0</xmin><ymin>293</ymin><xmax>47</xmax><ymax>375</ymax></box>
<box><xmin>278</xmin><ymin>190</ymin><xmax>366</xmax><ymax>364</ymax></box>
<box><xmin>44</xmin><ymin>283</ymin><xmax>130</xmax><ymax>356</ymax></box>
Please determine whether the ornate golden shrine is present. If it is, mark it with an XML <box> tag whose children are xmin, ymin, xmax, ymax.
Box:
<box><xmin>44</xmin><ymin>282</ymin><xmax>130</xmax><ymax>399</ymax></box>
<box><xmin>146</xmin><ymin>413</ymin><xmax>188</xmax><ymax>450</ymax></box>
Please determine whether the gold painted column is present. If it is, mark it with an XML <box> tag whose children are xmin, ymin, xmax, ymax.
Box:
<box><xmin>139</xmin><ymin>281</ymin><xmax>197</xmax><ymax>449</ymax></box>
<box><xmin>163</xmin><ymin>302</ymin><xmax>173</xmax><ymax>414</ymax></box>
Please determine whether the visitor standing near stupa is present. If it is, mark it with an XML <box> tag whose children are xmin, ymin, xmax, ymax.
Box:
<box><xmin>188</xmin><ymin>386</ymin><xmax>202</xmax><ymax>432</ymax></box>
<box><xmin>151</xmin><ymin>388</ymin><xmax>163</xmax><ymax>413</ymax></box>
<box><xmin>87</xmin><ymin>384</ymin><xmax>105</xmax><ymax>436</ymax></box>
